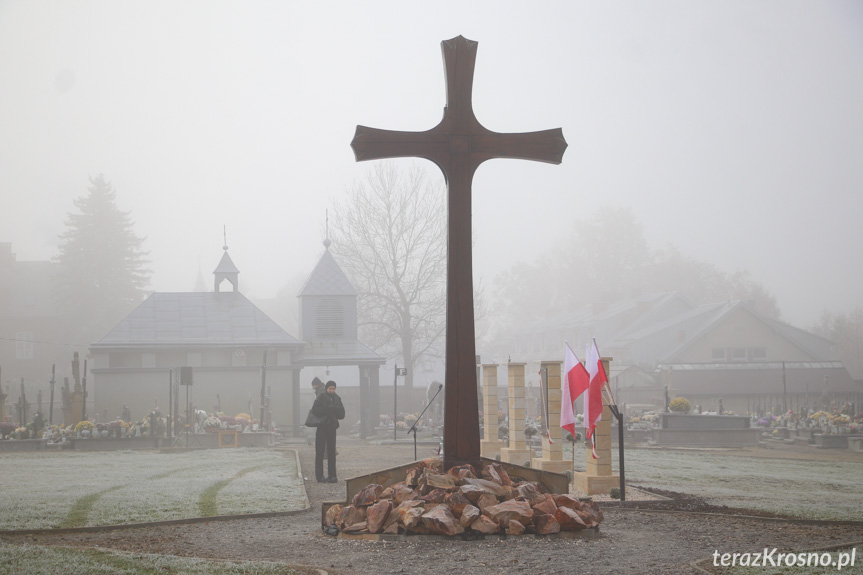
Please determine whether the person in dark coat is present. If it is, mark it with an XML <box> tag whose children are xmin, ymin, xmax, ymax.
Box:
<box><xmin>312</xmin><ymin>380</ymin><xmax>345</xmax><ymax>483</ymax></box>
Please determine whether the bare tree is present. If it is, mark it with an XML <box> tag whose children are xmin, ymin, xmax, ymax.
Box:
<box><xmin>330</xmin><ymin>162</ymin><xmax>447</xmax><ymax>388</ymax></box>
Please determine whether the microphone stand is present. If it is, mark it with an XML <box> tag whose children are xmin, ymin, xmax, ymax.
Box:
<box><xmin>407</xmin><ymin>383</ymin><xmax>443</xmax><ymax>462</ymax></box>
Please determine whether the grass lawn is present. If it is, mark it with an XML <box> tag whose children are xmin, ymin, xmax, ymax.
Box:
<box><xmin>0</xmin><ymin>448</ymin><xmax>306</xmax><ymax>530</ymax></box>
<box><xmin>0</xmin><ymin>542</ymin><xmax>299</xmax><ymax>575</ymax></box>
<box><xmin>566</xmin><ymin>445</ymin><xmax>863</xmax><ymax>521</ymax></box>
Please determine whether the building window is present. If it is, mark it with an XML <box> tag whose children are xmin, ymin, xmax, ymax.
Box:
<box><xmin>316</xmin><ymin>299</ymin><xmax>344</xmax><ymax>338</ymax></box>
<box><xmin>142</xmin><ymin>352</ymin><xmax>156</xmax><ymax>368</ymax></box>
<box><xmin>749</xmin><ymin>347</ymin><xmax>767</xmax><ymax>361</ymax></box>
<box><xmin>15</xmin><ymin>332</ymin><xmax>33</xmax><ymax>359</ymax></box>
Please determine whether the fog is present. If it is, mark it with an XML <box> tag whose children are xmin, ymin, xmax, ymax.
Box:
<box><xmin>1</xmin><ymin>1</ymin><xmax>861</xmax><ymax>328</ymax></box>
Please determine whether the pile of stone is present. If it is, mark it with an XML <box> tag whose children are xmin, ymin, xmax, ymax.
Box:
<box><xmin>324</xmin><ymin>458</ymin><xmax>603</xmax><ymax>537</ymax></box>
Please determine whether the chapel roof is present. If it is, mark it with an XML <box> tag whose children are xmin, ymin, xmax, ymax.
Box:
<box><xmin>92</xmin><ymin>292</ymin><xmax>302</xmax><ymax>348</ymax></box>
<box><xmin>298</xmin><ymin>247</ymin><xmax>356</xmax><ymax>297</ymax></box>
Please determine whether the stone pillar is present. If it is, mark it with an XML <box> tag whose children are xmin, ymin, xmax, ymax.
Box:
<box><xmin>480</xmin><ymin>364</ymin><xmax>504</xmax><ymax>459</ymax></box>
<box><xmin>532</xmin><ymin>360</ymin><xmax>572</xmax><ymax>473</ymax></box>
<box><xmin>0</xmin><ymin>387</ymin><xmax>7</xmax><ymax>422</ymax></box>
<box><xmin>572</xmin><ymin>357</ymin><xmax>620</xmax><ymax>495</ymax></box>
<box><xmin>499</xmin><ymin>363</ymin><xmax>531</xmax><ymax>466</ymax></box>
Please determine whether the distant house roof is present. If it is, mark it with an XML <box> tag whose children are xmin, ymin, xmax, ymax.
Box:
<box><xmin>521</xmin><ymin>291</ymin><xmax>692</xmax><ymax>336</ymax></box>
<box><xmin>610</xmin><ymin>301</ymin><xmax>834</xmax><ymax>363</ymax></box>
<box><xmin>298</xmin><ymin>249</ymin><xmax>356</xmax><ymax>297</ymax></box>
<box><xmin>92</xmin><ymin>292</ymin><xmax>303</xmax><ymax>348</ymax></box>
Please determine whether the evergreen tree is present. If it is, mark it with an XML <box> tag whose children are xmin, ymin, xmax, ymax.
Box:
<box><xmin>53</xmin><ymin>174</ymin><xmax>150</xmax><ymax>344</ymax></box>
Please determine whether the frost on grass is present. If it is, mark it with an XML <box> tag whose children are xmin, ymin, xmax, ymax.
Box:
<box><xmin>612</xmin><ymin>449</ymin><xmax>863</xmax><ymax>521</ymax></box>
<box><xmin>0</xmin><ymin>540</ymin><xmax>298</xmax><ymax>575</ymax></box>
<box><xmin>0</xmin><ymin>449</ymin><xmax>305</xmax><ymax>530</ymax></box>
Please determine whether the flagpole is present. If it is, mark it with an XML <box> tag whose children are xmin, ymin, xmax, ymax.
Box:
<box><xmin>592</xmin><ymin>340</ymin><xmax>625</xmax><ymax>502</ymax></box>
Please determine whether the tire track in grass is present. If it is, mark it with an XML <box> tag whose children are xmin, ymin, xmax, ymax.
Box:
<box><xmin>199</xmin><ymin>465</ymin><xmax>263</xmax><ymax>517</ymax></box>
<box><xmin>57</xmin><ymin>466</ymin><xmax>198</xmax><ymax>529</ymax></box>
<box><xmin>56</xmin><ymin>486</ymin><xmax>124</xmax><ymax>529</ymax></box>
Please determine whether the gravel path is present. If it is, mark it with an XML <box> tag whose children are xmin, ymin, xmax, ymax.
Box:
<box><xmin>2</xmin><ymin>439</ymin><xmax>861</xmax><ymax>575</ymax></box>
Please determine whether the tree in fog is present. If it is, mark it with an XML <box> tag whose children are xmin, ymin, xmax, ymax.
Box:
<box><xmin>330</xmin><ymin>162</ymin><xmax>447</xmax><ymax>389</ymax></box>
<box><xmin>646</xmin><ymin>246</ymin><xmax>780</xmax><ymax>319</ymax></box>
<box><xmin>491</xmin><ymin>206</ymin><xmax>780</xmax><ymax>345</ymax></box>
<box><xmin>812</xmin><ymin>307</ymin><xmax>863</xmax><ymax>380</ymax></box>
<box><xmin>53</xmin><ymin>174</ymin><xmax>150</xmax><ymax>344</ymax></box>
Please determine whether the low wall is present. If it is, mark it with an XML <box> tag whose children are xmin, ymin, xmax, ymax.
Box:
<box><xmin>813</xmin><ymin>434</ymin><xmax>848</xmax><ymax>449</ymax></box>
<box><xmin>660</xmin><ymin>414</ymin><xmax>751</xmax><ymax>430</ymax></box>
<box><xmin>651</xmin><ymin>428</ymin><xmax>762</xmax><ymax>447</ymax></box>
<box><xmin>0</xmin><ymin>439</ymin><xmax>52</xmax><ymax>452</ymax></box>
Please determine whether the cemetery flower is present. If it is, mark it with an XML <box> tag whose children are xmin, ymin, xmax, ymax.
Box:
<box><xmin>203</xmin><ymin>416</ymin><xmax>222</xmax><ymax>429</ymax></box>
<box><xmin>74</xmin><ymin>420</ymin><xmax>95</xmax><ymax>433</ymax></box>
<box><xmin>669</xmin><ymin>397</ymin><xmax>692</xmax><ymax>413</ymax></box>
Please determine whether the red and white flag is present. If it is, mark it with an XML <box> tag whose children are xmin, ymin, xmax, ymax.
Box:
<box><xmin>584</xmin><ymin>338</ymin><xmax>608</xmax><ymax>458</ymax></box>
<box><xmin>562</xmin><ymin>343</ymin><xmax>589</xmax><ymax>438</ymax></box>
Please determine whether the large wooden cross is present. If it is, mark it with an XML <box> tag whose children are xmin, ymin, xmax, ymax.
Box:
<box><xmin>351</xmin><ymin>35</ymin><xmax>567</xmax><ymax>469</ymax></box>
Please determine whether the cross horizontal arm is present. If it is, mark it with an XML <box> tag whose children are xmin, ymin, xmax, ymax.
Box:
<box><xmin>350</xmin><ymin>125</ymin><xmax>449</xmax><ymax>164</ymax></box>
<box><xmin>471</xmin><ymin>128</ymin><xmax>568</xmax><ymax>166</ymax></box>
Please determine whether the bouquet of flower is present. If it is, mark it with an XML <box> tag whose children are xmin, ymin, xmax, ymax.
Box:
<box><xmin>669</xmin><ymin>397</ymin><xmax>692</xmax><ymax>413</ymax></box>
<box><xmin>74</xmin><ymin>420</ymin><xmax>95</xmax><ymax>433</ymax></box>
<box><xmin>203</xmin><ymin>416</ymin><xmax>222</xmax><ymax>430</ymax></box>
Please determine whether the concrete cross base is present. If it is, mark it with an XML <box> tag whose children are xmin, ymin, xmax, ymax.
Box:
<box><xmin>480</xmin><ymin>439</ymin><xmax>506</xmax><ymax>460</ymax></box>
<box><xmin>572</xmin><ymin>471</ymin><xmax>620</xmax><ymax>496</ymax></box>
<box><xmin>530</xmin><ymin>457</ymin><xmax>573</xmax><ymax>474</ymax></box>
<box><xmin>499</xmin><ymin>447</ymin><xmax>532</xmax><ymax>467</ymax></box>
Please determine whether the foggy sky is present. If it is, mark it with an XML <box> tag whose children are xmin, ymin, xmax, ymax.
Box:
<box><xmin>1</xmin><ymin>1</ymin><xmax>861</xmax><ymax>328</ymax></box>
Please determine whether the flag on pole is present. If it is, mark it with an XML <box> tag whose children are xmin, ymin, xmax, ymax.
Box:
<box><xmin>562</xmin><ymin>343</ymin><xmax>589</xmax><ymax>438</ymax></box>
<box><xmin>584</xmin><ymin>338</ymin><xmax>608</xmax><ymax>458</ymax></box>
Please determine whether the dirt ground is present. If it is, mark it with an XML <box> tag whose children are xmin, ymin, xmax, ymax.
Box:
<box><xmin>2</xmin><ymin>438</ymin><xmax>861</xmax><ymax>575</ymax></box>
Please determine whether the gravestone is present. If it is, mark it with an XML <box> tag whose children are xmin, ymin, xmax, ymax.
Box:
<box><xmin>351</xmin><ymin>36</ymin><xmax>566</xmax><ymax>469</ymax></box>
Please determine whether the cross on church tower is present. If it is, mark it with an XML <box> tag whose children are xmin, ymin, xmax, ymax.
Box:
<box><xmin>351</xmin><ymin>36</ymin><xmax>567</xmax><ymax>469</ymax></box>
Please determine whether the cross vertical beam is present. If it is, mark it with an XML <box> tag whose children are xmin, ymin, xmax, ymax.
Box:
<box><xmin>351</xmin><ymin>36</ymin><xmax>567</xmax><ymax>469</ymax></box>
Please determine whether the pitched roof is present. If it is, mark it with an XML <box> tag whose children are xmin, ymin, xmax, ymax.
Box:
<box><xmin>213</xmin><ymin>251</ymin><xmax>240</xmax><ymax>274</ymax></box>
<box><xmin>298</xmin><ymin>249</ymin><xmax>355</xmax><ymax>297</ymax></box>
<box><xmin>520</xmin><ymin>291</ymin><xmax>691</xmax><ymax>336</ymax></box>
<box><xmin>609</xmin><ymin>300</ymin><xmax>835</xmax><ymax>362</ymax></box>
<box><xmin>92</xmin><ymin>292</ymin><xmax>302</xmax><ymax>348</ymax></box>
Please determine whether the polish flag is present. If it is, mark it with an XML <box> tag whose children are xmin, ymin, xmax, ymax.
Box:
<box><xmin>584</xmin><ymin>338</ymin><xmax>608</xmax><ymax>444</ymax></box>
<box><xmin>562</xmin><ymin>343</ymin><xmax>589</xmax><ymax>438</ymax></box>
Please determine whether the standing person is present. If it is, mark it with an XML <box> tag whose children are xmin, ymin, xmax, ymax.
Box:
<box><xmin>311</xmin><ymin>376</ymin><xmax>324</xmax><ymax>398</ymax></box>
<box><xmin>312</xmin><ymin>380</ymin><xmax>345</xmax><ymax>483</ymax></box>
